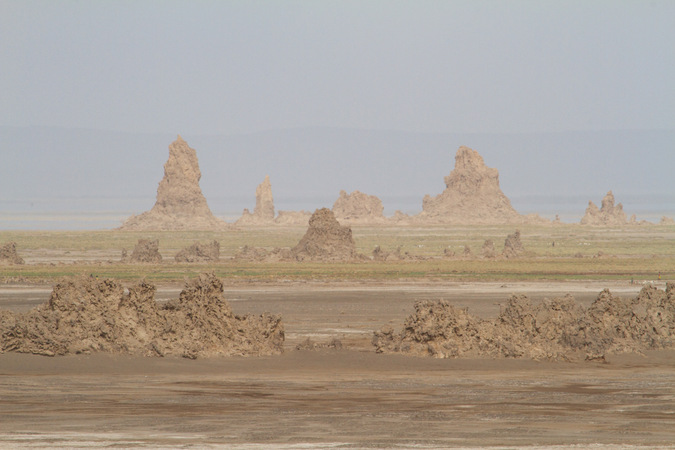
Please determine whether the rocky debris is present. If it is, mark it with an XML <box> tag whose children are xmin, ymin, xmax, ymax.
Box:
<box><xmin>0</xmin><ymin>242</ymin><xmax>24</xmax><ymax>265</ymax></box>
<box><xmin>371</xmin><ymin>245</ymin><xmax>419</xmax><ymax>261</ymax></box>
<box><xmin>274</xmin><ymin>210</ymin><xmax>312</xmax><ymax>226</ymax></box>
<box><xmin>236</xmin><ymin>175</ymin><xmax>276</xmax><ymax>225</ymax></box>
<box><xmin>660</xmin><ymin>216</ymin><xmax>675</xmax><ymax>225</ymax></box>
<box><xmin>481</xmin><ymin>240</ymin><xmax>496</xmax><ymax>258</ymax></box>
<box><xmin>119</xmin><ymin>136</ymin><xmax>227</xmax><ymax>231</ymax></box>
<box><xmin>123</xmin><ymin>239</ymin><xmax>162</xmax><ymax>263</ymax></box>
<box><xmin>175</xmin><ymin>241</ymin><xmax>220</xmax><ymax>263</ymax></box>
<box><xmin>0</xmin><ymin>273</ymin><xmax>284</xmax><ymax>358</ymax></box>
<box><xmin>295</xmin><ymin>337</ymin><xmax>343</xmax><ymax>351</ymax></box>
<box><xmin>332</xmin><ymin>190</ymin><xmax>385</xmax><ymax>224</ymax></box>
<box><xmin>291</xmin><ymin>208</ymin><xmax>362</xmax><ymax>262</ymax></box>
<box><xmin>373</xmin><ymin>284</ymin><xmax>675</xmax><ymax>361</ymax></box>
<box><xmin>234</xmin><ymin>245</ymin><xmax>293</xmax><ymax>263</ymax></box>
<box><xmin>580</xmin><ymin>191</ymin><xmax>628</xmax><ymax>226</ymax></box>
<box><xmin>463</xmin><ymin>245</ymin><xmax>473</xmax><ymax>257</ymax></box>
<box><xmin>418</xmin><ymin>146</ymin><xmax>523</xmax><ymax>224</ymax></box>
<box><xmin>502</xmin><ymin>230</ymin><xmax>525</xmax><ymax>258</ymax></box>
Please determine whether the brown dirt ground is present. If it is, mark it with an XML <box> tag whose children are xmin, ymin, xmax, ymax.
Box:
<box><xmin>1</xmin><ymin>281</ymin><xmax>675</xmax><ymax>448</ymax></box>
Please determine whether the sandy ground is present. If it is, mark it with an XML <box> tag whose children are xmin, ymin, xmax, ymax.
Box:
<box><xmin>1</xmin><ymin>282</ymin><xmax>675</xmax><ymax>448</ymax></box>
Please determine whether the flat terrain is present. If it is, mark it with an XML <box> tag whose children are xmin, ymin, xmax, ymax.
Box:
<box><xmin>1</xmin><ymin>225</ymin><xmax>675</xmax><ymax>448</ymax></box>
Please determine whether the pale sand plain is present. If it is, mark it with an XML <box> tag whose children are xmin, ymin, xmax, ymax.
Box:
<box><xmin>2</xmin><ymin>281</ymin><xmax>675</xmax><ymax>448</ymax></box>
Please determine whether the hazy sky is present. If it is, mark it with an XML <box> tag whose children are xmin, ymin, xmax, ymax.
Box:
<box><xmin>2</xmin><ymin>0</ymin><xmax>674</xmax><ymax>135</ymax></box>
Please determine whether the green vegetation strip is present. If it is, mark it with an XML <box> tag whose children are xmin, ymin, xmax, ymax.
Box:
<box><xmin>2</xmin><ymin>258</ymin><xmax>673</xmax><ymax>284</ymax></box>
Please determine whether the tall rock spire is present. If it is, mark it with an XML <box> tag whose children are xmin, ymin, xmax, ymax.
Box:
<box><xmin>119</xmin><ymin>136</ymin><xmax>226</xmax><ymax>230</ymax></box>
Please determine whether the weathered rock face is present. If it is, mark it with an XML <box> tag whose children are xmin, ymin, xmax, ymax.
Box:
<box><xmin>418</xmin><ymin>146</ymin><xmax>522</xmax><ymax>224</ymax></box>
<box><xmin>119</xmin><ymin>136</ymin><xmax>227</xmax><ymax>231</ymax></box>
<box><xmin>236</xmin><ymin>175</ymin><xmax>276</xmax><ymax>225</ymax></box>
<box><xmin>0</xmin><ymin>273</ymin><xmax>284</xmax><ymax>358</ymax></box>
<box><xmin>0</xmin><ymin>242</ymin><xmax>24</xmax><ymax>265</ymax></box>
<box><xmin>175</xmin><ymin>241</ymin><xmax>220</xmax><ymax>263</ymax></box>
<box><xmin>332</xmin><ymin>190</ymin><xmax>385</xmax><ymax>224</ymax></box>
<box><xmin>502</xmin><ymin>230</ymin><xmax>525</xmax><ymax>258</ymax></box>
<box><xmin>373</xmin><ymin>284</ymin><xmax>675</xmax><ymax>361</ymax></box>
<box><xmin>123</xmin><ymin>239</ymin><xmax>162</xmax><ymax>263</ymax></box>
<box><xmin>291</xmin><ymin>208</ymin><xmax>360</xmax><ymax>262</ymax></box>
<box><xmin>580</xmin><ymin>191</ymin><xmax>628</xmax><ymax>226</ymax></box>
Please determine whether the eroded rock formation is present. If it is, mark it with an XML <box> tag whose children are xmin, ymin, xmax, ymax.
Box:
<box><xmin>373</xmin><ymin>284</ymin><xmax>675</xmax><ymax>361</ymax></box>
<box><xmin>0</xmin><ymin>273</ymin><xmax>284</xmax><ymax>358</ymax></box>
<box><xmin>123</xmin><ymin>239</ymin><xmax>162</xmax><ymax>263</ymax></box>
<box><xmin>175</xmin><ymin>240</ymin><xmax>220</xmax><ymax>263</ymax></box>
<box><xmin>580</xmin><ymin>191</ymin><xmax>628</xmax><ymax>226</ymax></box>
<box><xmin>236</xmin><ymin>175</ymin><xmax>276</xmax><ymax>225</ymax></box>
<box><xmin>332</xmin><ymin>190</ymin><xmax>385</xmax><ymax>224</ymax></box>
<box><xmin>418</xmin><ymin>146</ymin><xmax>523</xmax><ymax>224</ymax></box>
<box><xmin>0</xmin><ymin>242</ymin><xmax>24</xmax><ymax>265</ymax></box>
<box><xmin>502</xmin><ymin>230</ymin><xmax>525</xmax><ymax>258</ymax></box>
<box><xmin>119</xmin><ymin>136</ymin><xmax>227</xmax><ymax>231</ymax></box>
<box><xmin>482</xmin><ymin>240</ymin><xmax>496</xmax><ymax>258</ymax></box>
<box><xmin>291</xmin><ymin>208</ymin><xmax>361</xmax><ymax>262</ymax></box>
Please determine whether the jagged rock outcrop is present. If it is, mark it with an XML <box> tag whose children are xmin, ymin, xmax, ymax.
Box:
<box><xmin>119</xmin><ymin>136</ymin><xmax>227</xmax><ymax>231</ymax></box>
<box><xmin>373</xmin><ymin>284</ymin><xmax>675</xmax><ymax>361</ymax></box>
<box><xmin>0</xmin><ymin>273</ymin><xmax>284</xmax><ymax>358</ymax></box>
<box><xmin>502</xmin><ymin>230</ymin><xmax>525</xmax><ymax>258</ymax></box>
<box><xmin>123</xmin><ymin>239</ymin><xmax>162</xmax><ymax>263</ymax></box>
<box><xmin>0</xmin><ymin>242</ymin><xmax>24</xmax><ymax>265</ymax></box>
<box><xmin>580</xmin><ymin>191</ymin><xmax>628</xmax><ymax>226</ymax></box>
<box><xmin>175</xmin><ymin>241</ymin><xmax>220</xmax><ymax>263</ymax></box>
<box><xmin>291</xmin><ymin>208</ymin><xmax>362</xmax><ymax>262</ymax></box>
<box><xmin>660</xmin><ymin>216</ymin><xmax>675</xmax><ymax>225</ymax></box>
<box><xmin>236</xmin><ymin>175</ymin><xmax>276</xmax><ymax>225</ymax></box>
<box><xmin>332</xmin><ymin>190</ymin><xmax>385</xmax><ymax>224</ymax></box>
<box><xmin>418</xmin><ymin>146</ymin><xmax>524</xmax><ymax>224</ymax></box>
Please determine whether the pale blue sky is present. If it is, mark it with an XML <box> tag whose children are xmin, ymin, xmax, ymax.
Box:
<box><xmin>2</xmin><ymin>0</ymin><xmax>673</xmax><ymax>135</ymax></box>
<box><xmin>1</xmin><ymin>1</ymin><xmax>674</xmax><ymax>229</ymax></box>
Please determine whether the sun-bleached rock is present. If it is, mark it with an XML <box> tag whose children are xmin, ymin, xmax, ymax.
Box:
<box><xmin>418</xmin><ymin>146</ymin><xmax>525</xmax><ymax>224</ymax></box>
<box><xmin>332</xmin><ymin>190</ymin><xmax>385</xmax><ymax>224</ymax></box>
<box><xmin>291</xmin><ymin>208</ymin><xmax>362</xmax><ymax>262</ymax></box>
<box><xmin>580</xmin><ymin>191</ymin><xmax>628</xmax><ymax>226</ymax></box>
<box><xmin>119</xmin><ymin>136</ymin><xmax>227</xmax><ymax>231</ymax></box>
<box><xmin>236</xmin><ymin>175</ymin><xmax>276</xmax><ymax>225</ymax></box>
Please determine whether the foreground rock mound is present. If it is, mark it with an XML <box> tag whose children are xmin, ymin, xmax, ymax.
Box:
<box><xmin>332</xmin><ymin>190</ymin><xmax>385</xmax><ymax>224</ymax></box>
<box><xmin>291</xmin><ymin>208</ymin><xmax>361</xmax><ymax>261</ymax></box>
<box><xmin>0</xmin><ymin>273</ymin><xmax>284</xmax><ymax>358</ymax></box>
<box><xmin>0</xmin><ymin>242</ymin><xmax>24</xmax><ymax>265</ymax></box>
<box><xmin>236</xmin><ymin>175</ymin><xmax>276</xmax><ymax>225</ymax></box>
<box><xmin>581</xmin><ymin>191</ymin><xmax>628</xmax><ymax>226</ymax></box>
<box><xmin>373</xmin><ymin>284</ymin><xmax>675</xmax><ymax>361</ymax></box>
<box><xmin>119</xmin><ymin>136</ymin><xmax>227</xmax><ymax>231</ymax></box>
<box><xmin>175</xmin><ymin>240</ymin><xmax>220</xmax><ymax>263</ymax></box>
<box><xmin>418</xmin><ymin>146</ymin><xmax>523</xmax><ymax>224</ymax></box>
